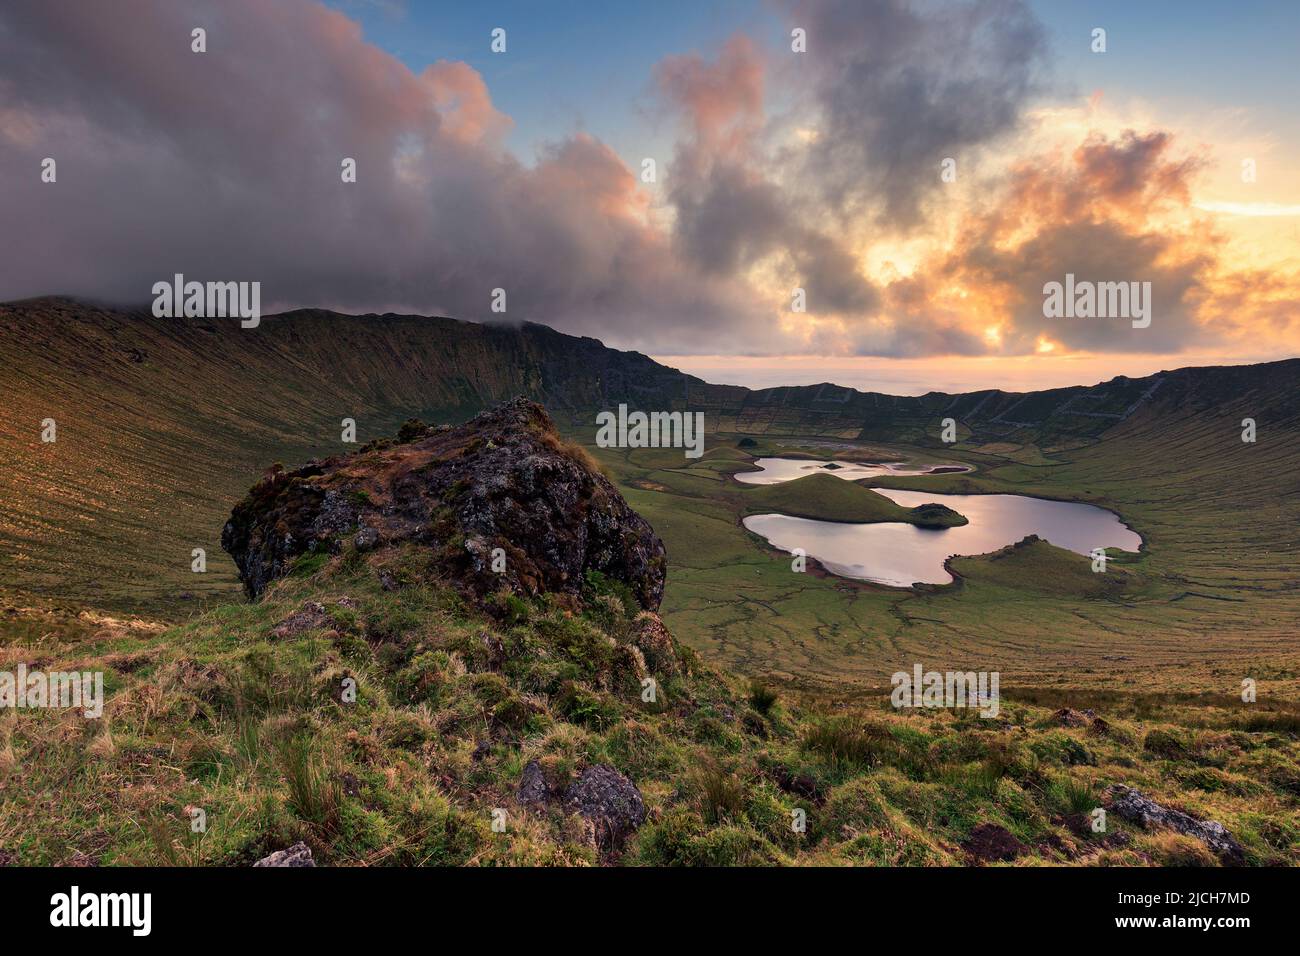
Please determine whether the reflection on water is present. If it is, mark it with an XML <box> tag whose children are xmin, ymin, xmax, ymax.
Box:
<box><xmin>735</xmin><ymin>456</ymin><xmax>968</xmax><ymax>485</ymax></box>
<box><xmin>743</xmin><ymin>487</ymin><xmax>1142</xmax><ymax>588</ymax></box>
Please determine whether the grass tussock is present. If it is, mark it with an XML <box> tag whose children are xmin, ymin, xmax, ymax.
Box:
<box><xmin>1</xmin><ymin>542</ymin><xmax>1297</xmax><ymax>867</ymax></box>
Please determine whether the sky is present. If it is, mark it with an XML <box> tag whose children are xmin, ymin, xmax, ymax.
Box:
<box><xmin>2</xmin><ymin>0</ymin><xmax>1297</xmax><ymax>394</ymax></box>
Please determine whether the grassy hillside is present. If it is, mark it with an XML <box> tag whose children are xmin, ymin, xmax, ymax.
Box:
<box><xmin>6</xmin><ymin>297</ymin><xmax>1293</xmax><ymax>621</ymax></box>
<box><xmin>2</xmin><ymin>297</ymin><xmax>1297</xmax><ymax>713</ymax></box>
<box><xmin>0</xmin><ymin>298</ymin><xmax>696</xmax><ymax>614</ymax></box>
<box><xmin>600</xmin><ymin>411</ymin><xmax>1300</xmax><ymax>698</ymax></box>
<box><xmin>2</xmin><ymin>543</ymin><xmax>1295</xmax><ymax>866</ymax></box>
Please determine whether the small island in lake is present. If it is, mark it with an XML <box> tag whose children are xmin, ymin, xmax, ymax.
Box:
<box><xmin>908</xmin><ymin>502</ymin><xmax>969</xmax><ymax>528</ymax></box>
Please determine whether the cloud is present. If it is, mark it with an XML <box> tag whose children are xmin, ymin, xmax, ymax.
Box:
<box><xmin>0</xmin><ymin>0</ymin><xmax>770</xmax><ymax>352</ymax></box>
<box><xmin>1195</xmin><ymin>201</ymin><xmax>1300</xmax><ymax>217</ymax></box>
<box><xmin>643</xmin><ymin>1</ymin><xmax>1056</xmax><ymax>347</ymax></box>
<box><xmin>654</xmin><ymin>35</ymin><xmax>765</xmax><ymax>161</ymax></box>
<box><xmin>891</xmin><ymin>131</ymin><xmax>1220</xmax><ymax>355</ymax></box>
<box><xmin>656</xmin><ymin>34</ymin><xmax>879</xmax><ymax>318</ymax></box>
<box><xmin>0</xmin><ymin>0</ymin><xmax>1293</xmax><ymax>361</ymax></box>
<box><xmin>776</xmin><ymin>0</ymin><xmax>1048</xmax><ymax>230</ymax></box>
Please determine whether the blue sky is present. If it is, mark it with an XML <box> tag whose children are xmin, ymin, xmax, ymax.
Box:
<box><xmin>330</xmin><ymin>0</ymin><xmax>1300</xmax><ymax>167</ymax></box>
<box><xmin>1031</xmin><ymin>1</ymin><xmax>1299</xmax><ymax>126</ymax></box>
<box><xmin>327</xmin><ymin>0</ymin><xmax>771</xmax><ymax>161</ymax></box>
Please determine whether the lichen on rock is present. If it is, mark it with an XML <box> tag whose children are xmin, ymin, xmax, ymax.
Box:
<box><xmin>222</xmin><ymin>398</ymin><xmax>666</xmax><ymax>613</ymax></box>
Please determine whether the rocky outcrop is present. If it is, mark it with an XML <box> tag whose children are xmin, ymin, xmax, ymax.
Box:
<box><xmin>222</xmin><ymin>398</ymin><xmax>666</xmax><ymax>612</ymax></box>
<box><xmin>1105</xmin><ymin>785</ymin><xmax>1245</xmax><ymax>864</ymax></box>
<box><xmin>253</xmin><ymin>842</ymin><xmax>315</xmax><ymax>867</ymax></box>
<box><xmin>270</xmin><ymin>602</ymin><xmax>329</xmax><ymax>640</ymax></box>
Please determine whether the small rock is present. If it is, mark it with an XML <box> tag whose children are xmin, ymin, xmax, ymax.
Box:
<box><xmin>517</xmin><ymin>759</ymin><xmax>550</xmax><ymax>807</ymax></box>
<box><xmin>354</xmin><ymin>527</ymin><xmax>380</xmax><ymax>552</ymax></box>
<box><xmin>1105</xmin><ymin>784</ymin><xmax>1245</xmax><ymax>864</ymax></box>
<box><xmin>271</xmin><ymin>602</ymin><xmax>327</xmax><ymax>639</ymax></box>
<box><xmin>629</xmin><ymin>612</ymin><xmax>681</xmax><ymax>677</ymax></box>
<box><xmin>253</xmin><ymin>842</ymin><xmax>315</xmax><ymax>867</ymax></box>
<box><xmin>1051</xmin><ymin>708</ymin><xmax>1090</xmax><ymax>728</ymax></box>
<box><xmin>564</xmin><ymin>765</ymin><xmax>646</xmax><ymax>852</ymax></box>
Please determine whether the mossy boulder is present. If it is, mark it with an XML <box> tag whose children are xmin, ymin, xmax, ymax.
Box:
<box><xmin>223</xmin><ymin>398</ymin><xmax>667</xmax><ymax>612</ymax></box>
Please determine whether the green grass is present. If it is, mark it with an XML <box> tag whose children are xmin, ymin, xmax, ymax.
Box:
<box><xmin>3</xmin><ymin>541</ymin><xmax>1295</xmax><ymax>866</ymax></box>
<box><xmin>2</xmin><ymin>301</ymin><xmax>1297</xmax><ymax>865</ymax></box>
<box><xmin>4</xmin><ymin>302</ymin><xmax>1296</xmax><ymax>704</ymax></box>
<box><xmin>586</xmin><ymin>405</ymin><xmax>1300</xmax><ymax>700</ymax></box>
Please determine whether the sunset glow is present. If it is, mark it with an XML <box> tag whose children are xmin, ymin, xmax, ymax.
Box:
<box><xmin>1</xmin><ymin>0</ymin><xmax>1296</xmax><ymax>390</ymax></box>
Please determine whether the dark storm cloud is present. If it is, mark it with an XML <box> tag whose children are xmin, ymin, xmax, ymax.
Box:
<box><xmin>670</xmin><ymin>163</ymin><xmax>789</xmax><ymax>276</ymax></box>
